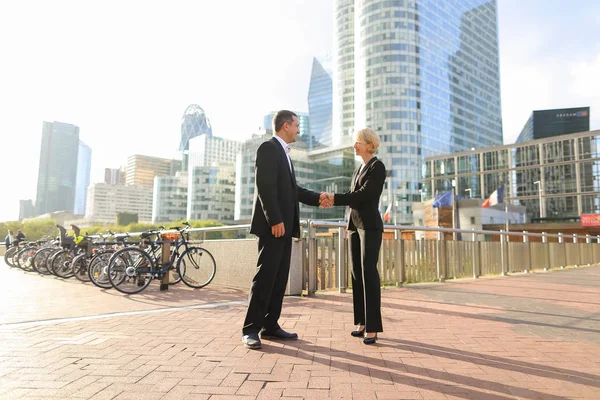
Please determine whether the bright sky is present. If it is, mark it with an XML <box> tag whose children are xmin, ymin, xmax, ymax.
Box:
<box><xmin>0</xmin><ymin>0</ymin><xmax>598</xmax><ymax>222</ymax></box>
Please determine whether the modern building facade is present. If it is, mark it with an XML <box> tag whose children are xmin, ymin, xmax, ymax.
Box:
<box><xmin>187</xmin><ymin>163</ymin><xmax>236</xmax><ymax>222</ymax></box>
<box><xmin>104</xmin><ymin>167</ymin><xmax>125</xmax><ymax>185</ymax></box>
<box><xmin>85</xmin><ymin>183</ymin><xmax>153</xmax><ymax>224</ymax></box>
<box><xmin>187</xmin><ymin>134</ymin><xmax>241</xmax><ymax>168</ymax></box>
<box><xmin>516</xmin><ymin>107</ymin><xmax>590</xmax><ymax>143</ymax></box>
<box><xmin>74</xmin><ymin>141</ymin><xmax>92</xmax><ymax>215</ymax></box>
<box><xmin>308</xmin><ymin>56</ymin><xmax>334</xmax><ymax>149</ymax></box>
<box><xmin>423</xmin><ymin>130</ymin><xmax>600</xmax><ymax>221</ymax></box>
<box><xmin>234</xmin><ymin>131</ymin><xmax>356</xmax><ymax>222</ymax></box>
<box><xmin>333</xmin><ymin>0</ymin><xmax>504</xmax><ymax>223</ymax></box>
<box><xmin>35</xmin><ymin>121</ymin><xmax>80</xmax><ymax>215</ymax></box>
<box><xmin>125</xmin><ymin>155</ymin><xmax>181</xmax><ymax>188</ymax></box>
<box><xmin>179</xmin><ymin>104</ymin><xmax>213</xmax><ymax>151</ymax></box>
<box><xmin>19</xmin><ymin>200</ymin><xmax>36</xmax><ymax>221</ymax></box>
<box><xmin>152</xmin><ymin>172</ymin><xmax>188</xmax><ymax>223</ymax></box>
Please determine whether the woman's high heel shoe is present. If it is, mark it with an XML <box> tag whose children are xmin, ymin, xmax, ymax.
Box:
<box><xmin>350</xmin><ymin>325</ymin><xmax>365</xmax><ymax>337</ymax></box>
<box><xmin>363</xmin><ymin>333</ymin><xmax>378</xmax><ymax>345</ymax></box>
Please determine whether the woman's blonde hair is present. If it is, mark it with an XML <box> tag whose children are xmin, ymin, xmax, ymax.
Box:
<box><xmin>355</xmin><ymin>127</ymin><xmax>381</xmax><ymax>154</ymax></box>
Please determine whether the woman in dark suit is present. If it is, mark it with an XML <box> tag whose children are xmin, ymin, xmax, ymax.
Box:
<box><xmin>327</xmin><ymin>127</ymin><xmax>386</xmax><ymax>344</ymax></box>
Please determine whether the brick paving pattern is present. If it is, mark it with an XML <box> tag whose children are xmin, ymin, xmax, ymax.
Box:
<box><xmin>0</xmin><ymin>261</ymin><xmax>599</xmax><ymax>399</ymax></box>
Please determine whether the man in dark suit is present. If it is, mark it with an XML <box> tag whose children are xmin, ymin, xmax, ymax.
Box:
<box><xmin>242</xmin><ymin>110</ymin><xmax>330</xmax><ymax>350</ymax></box>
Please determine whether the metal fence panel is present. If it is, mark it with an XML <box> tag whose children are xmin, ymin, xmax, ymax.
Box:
<box><xmin>530</xmin><ymin>242</ymin><xmax>549</xmax><ymax>270</ymax></box>
<box><xmin>479</xmin><ymin>242</ymin><xmax>502</xmax><ymax>275</ymax></box>
<box><xmin>565</xmin><ymin>243</ymin><xmax>580</xmax><ymax>267</ymax></box>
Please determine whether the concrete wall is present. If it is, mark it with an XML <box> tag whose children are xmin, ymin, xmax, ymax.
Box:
<box><xmin>0</xmin><ymin>239</ymin><xmax>304</xmax><ymax>295</ymax></box>
<box><xmin>194</xmin><ymin>238</ymin><xmax>303</xmax><ymax>295</ymax></box>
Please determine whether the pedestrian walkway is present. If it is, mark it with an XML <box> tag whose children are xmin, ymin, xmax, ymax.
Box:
<box><xmin>0</xmin><ymin>261</ymin><xmax>599</xmax><ymax>399</ymax></box>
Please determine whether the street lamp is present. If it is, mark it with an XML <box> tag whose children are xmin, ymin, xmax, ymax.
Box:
<box><xmin>465</xmin><ymin>188</ymin><xmax>472</xmax><ymax>198</ymax></box>
<box><xmin>533</xmin><ymin>180</ymin><xmax>543</xmax><ymax>219</ymax></box>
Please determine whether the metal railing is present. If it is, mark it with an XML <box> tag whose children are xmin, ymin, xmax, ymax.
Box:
<box><xmin>86</xmin><ymin>221</ymin><xmax>600</xmax><ymax>294</ymax></box>
<box><xmin>305</xmin><ymin>221</ymin><xmax>600</xmax><ymax>294</ymax></box>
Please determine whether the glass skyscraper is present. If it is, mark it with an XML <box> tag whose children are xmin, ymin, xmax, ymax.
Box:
<box><xmin>516</xmin><ymin>107</ymin><xmax>590</xmax><ymax>143</ymax></box>
<box><xmin>334</xmin><ymin>0</ymin><xmax>503</xmax><ymax>223</ymax></box>
<box><xmin>308</xmin><ymin>56</ymin><xmax>334</xmax><ymax>149</ymax></box>
<box><xmin>180</xmin><ymin>104</ymin><xmax>213</xmax><ymax>151</ymax></box>
<box><xmin>36</xmin><ymin>121</ymin><xmax>80</xmax><ymax>215</ymax></box>
<box><xmin>74</xmin><ymin>141</ymin><xmax>92</xmax><ymax>215</ymax></box>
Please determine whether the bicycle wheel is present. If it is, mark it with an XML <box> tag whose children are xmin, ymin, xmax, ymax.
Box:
<box><xmin>4</xmin><ymin>247</ymin><xmax>18</xmax><ymax>267</ymax></box>
<box><xmin>16</xmin><ymin>247</ymin><xmax>37</xmax><ymax>272</ymax></box>
<box><xmin>108</xmin><ymin>247</ymin><xmax>154</xmax><ymax>294</ymax></box>
<box><xmin>177</xmin><ymin>247</ymin><xmax>216</xmax><ymax>289</ymax></box>
<box><xmin>32</xmin><ymin>247</ymin><xmax>55</xmax><ymax>274</ymax></box>
<box><xmin>88</xmin><ymin>250</ymin><xmax>115</xmax><ymax>289</ymax></box>
<box><xmin>52</xmin><ymin>250</ymin><xmax>75</xmax><ymax>278</ymax></box>
<box><xmin>72</xmin><ymin>254</ymin><xmax>91</xmax><ymax>282</ymax></box>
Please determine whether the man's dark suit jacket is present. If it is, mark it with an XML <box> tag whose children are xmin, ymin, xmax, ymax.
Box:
<box><xmin>334</xmin><ymin>156</ymin><xmax>386</xmax><ymax>232</ymax></box>
<box><xmin>250</xmin><ymin>137</ymin><xmax>320</xmax><ymax>238</ymax></box>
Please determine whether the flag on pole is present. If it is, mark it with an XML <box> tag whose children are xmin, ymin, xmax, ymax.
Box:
<box><xmin>383</xmin><ymin>201</ymin><xmax>392</xmax><ymax>222</ymax></box>
<box><xmin>482</xmin><ymin>186</ymin><xmax>504</xmax><ymax>208</ymax></box>
<box><xmin>432</xmin><ymin>191</ymin><xmax>453</xmax><ymax>208</ymax></box>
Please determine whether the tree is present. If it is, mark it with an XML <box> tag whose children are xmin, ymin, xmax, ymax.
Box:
<box><xmin>116</xmin><ymin>212</ymin><xmax>138</xmax><ymax>226</ymax></box>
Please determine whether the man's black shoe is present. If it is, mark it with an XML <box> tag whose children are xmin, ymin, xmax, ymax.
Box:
<box><xmin>260</xmin><ymin>328</ymin><xmax>298</xmax><ymax>340</ymax></box>
<box><xmin>242</xmin><ymin>333</ymin><xmax>262</xmax><ymax>349</ymax></box>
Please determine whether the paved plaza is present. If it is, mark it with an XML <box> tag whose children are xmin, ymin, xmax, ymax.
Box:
<box><xmin>0</xmin><ymin>261</ymin><xmax>599</xmax><ymax>399</ymax></box>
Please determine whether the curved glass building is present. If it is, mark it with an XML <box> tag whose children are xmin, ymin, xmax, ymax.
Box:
<box><xmin>180</xmin><ymin>104</ymin><xmax>213</xmax><ymax>151</ymax></box>
<box><xmin>334</xmin><ymin>0</ymin><xmax>503</xmax><ymax>223</ymax></box>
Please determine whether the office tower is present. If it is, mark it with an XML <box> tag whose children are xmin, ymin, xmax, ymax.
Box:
<box><xmin>308</xmin><ymin>56</ymin><xmax>334</xmax><ymax>149</ymax></box>
<box><xmin>187</xmin><ymin>134</ymin><xmax>241</xmax><ymax>168</ymax></box>
<box><xmin>18</xmin><ymin>200</ymin><xmax>35</xmax><ymax>220</ymax></box>
<box><xmin>180</xmin><ymin>104</ymin><xmax>213</xmax><ymax>151</ymax></box>
<box><xmin>104</xmin><ymin>167</ymin><xmax>125</xmax><ymax>185</ymax></box>
<box><xmin>334</xmin><ymin>0</ymin><xmax>503</xmax><ymax>223</ymax></box>
<box><xmin>424</xmin><ymin>130</ymin><xmax>600</xmax><ymax>220</ymax></box>
<box><xmin>516</xmin><ymin>107</ymin><xmax>590</xmax><ymax>143</ymax></box>
<box><xmin>125</xmin><ymin>155</ymin><xmax>181</xmax><ymax>188</ymax></box>
<box><xmin>35</xmin><ymin>121</ymin><xmax>80</xmax><ymax>215</ymax></box>
<box><xmin>152</xmin><ymin>172</ymin><xmax>188</xmax><ymax>223</ymax></box>
<box><xmin>186</xmin><ymin>134</ymin><xmax>238</xmax><ymax>222</ymax></box>
<box><xmin>74</xmin><ymin>141</ymin><xmax>92</xmax><ymax>215</ymax></box>
<box><xmin>85</xmin><ymin>183</ymin><xmax>153</xmax><ymax>224</ymax></box>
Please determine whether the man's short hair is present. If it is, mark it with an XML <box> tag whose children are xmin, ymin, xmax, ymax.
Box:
<box><xmin>273</xmin><ymin>110</ymin><xmax>297</xmax><ymax>132</ymax></box>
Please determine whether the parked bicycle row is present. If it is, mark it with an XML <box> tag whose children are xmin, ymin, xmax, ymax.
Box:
<box><xmin>4</xmin><ymin>222</ymin><xmax>216</xmax><ymax>295</ymax></box>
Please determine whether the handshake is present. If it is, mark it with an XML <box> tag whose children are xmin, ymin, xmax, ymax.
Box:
<box><xmin>319</xmin><ymin>192</ymin><xmax>334</xmax><ymax>208</ymax></box>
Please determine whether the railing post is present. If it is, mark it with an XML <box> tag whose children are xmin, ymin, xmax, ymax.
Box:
<box><xmin>573</xmin><ymin>234</ymin><xmax>579</xmax><ymax>268</ymax></box>
<box><xmin>586</xmin><ymin>234</ymin><xmax>591</xmax><ymax>267</ymax></box>
<box><xmin>542</xmin><ymin>232</ymin><xmax>549</xmax><ymax>271</ymax></box>
<box><xmin>307</xmin><ymin>221</ymin><xmax>317</xmax><ymax>296</ymax></box>
<box><xmin>398</xmin><ymin>233</ymin><xmax>405</xmax><ymax>285</ymax></box>
<box><xmin>558</xmin><ymin>233</ymin><xmax>564</xmax><ymax>269</ymax></box>
<box><xmin>436</xmin><ymin>230</ymin><xmax>445</xmax><ymax>282</ymax></box>
<box><xmin>523</xmin><ymin>231</ymin><xmax>530</xmax><ymax>273</ymax></box>
<box><xmin>471</xmin><ymin>229</ymin><xmax>478</xmax><ymax>278</ymax></box>
<box><xmin>337</xmin><ymin>227</ymin><xmax>347</xmax><ymax>293</ymax></box>
<box><xmin>500</xmin><ymin>230</ymin><xmax>506</xmax><ymax>276</ymax></box>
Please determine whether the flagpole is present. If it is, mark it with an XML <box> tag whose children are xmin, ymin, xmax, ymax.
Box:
<box><xmin>452</xmin><ymin>180</ymin><xmax>456</xmax><ymax>241</ymax></box>
<box><xmin>504</xmin><ymin>183</ymin><xmax>509</xmax><ymax>242</ymax></box>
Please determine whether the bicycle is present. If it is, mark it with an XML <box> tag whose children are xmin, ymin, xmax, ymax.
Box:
<box><xmin>107</xmin><ymin>222</ymin><xmax>216</xmax><ymax>294</ymax></box>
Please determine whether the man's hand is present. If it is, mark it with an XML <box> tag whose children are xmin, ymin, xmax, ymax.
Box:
<box><xmin>271</xmin><ymin>223</ymin><xmax>285</xmax><ymax>238</ymax></box>
<box><xmin>319</xmin><ymin>192</ymin><xmax>334</xmax><ymax>208</ymax></box>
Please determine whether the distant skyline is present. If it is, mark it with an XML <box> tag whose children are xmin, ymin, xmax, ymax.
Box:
<box><xmin>0</xmin><ymin>0</ymin><xmax>598</xmax><ymax>222</ymax></box>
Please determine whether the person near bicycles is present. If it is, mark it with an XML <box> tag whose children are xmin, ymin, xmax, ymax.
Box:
<box><xmin>4</xmin><ymin>230</ymin><xmax>14</xmax><ymax>248</ymax></box>
<box><xmin>13</xmin><ymin>230</ymin><xmax>25</xmax><ymax>246</ymax></box>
